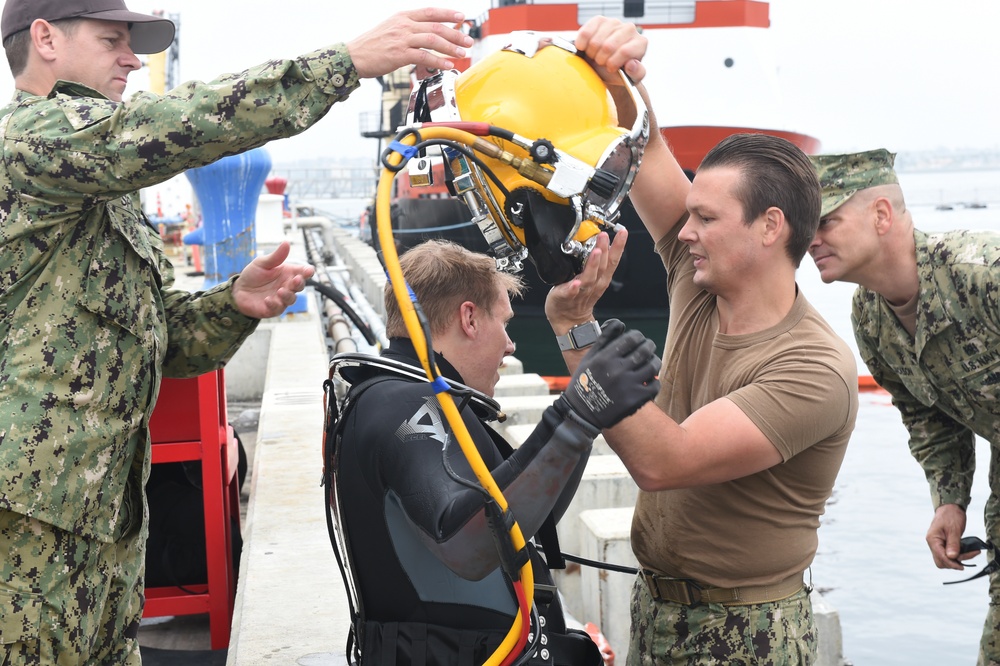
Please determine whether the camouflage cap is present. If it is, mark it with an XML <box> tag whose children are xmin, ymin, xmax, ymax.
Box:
<box><xmin>810</xmin><ymin>149</ymin><xmax>898</xmax><ymax>217</ymax></box>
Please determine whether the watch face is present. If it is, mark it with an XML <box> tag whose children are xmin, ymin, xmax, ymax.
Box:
<box><xmin>572</xmin><ymin>321</ymin><xmax>601</xmax><ymax>348</ymax></box>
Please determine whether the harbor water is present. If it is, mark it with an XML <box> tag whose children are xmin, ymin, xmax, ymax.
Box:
<box><xmin>303</xmin><ymin>166</ymin><xmax>999</xmax><ymax>664</ymax></box>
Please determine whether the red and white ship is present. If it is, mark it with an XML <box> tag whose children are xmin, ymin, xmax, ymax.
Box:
<box><xmin>459</xmin><ymin>0</ymin><xmax>819</xmax><ymax>172</ymax></box>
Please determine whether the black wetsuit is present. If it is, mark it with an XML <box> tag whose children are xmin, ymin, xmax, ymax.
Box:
<box><xmin>334</xmin><ymin>338</ymin><xmax>604</xmax><ymax>665</ymax></box>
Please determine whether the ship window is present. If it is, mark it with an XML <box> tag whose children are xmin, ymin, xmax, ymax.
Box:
<box><xmin>624</xmin><ymin>0</ymin><xmax>644</xmax><ymax>18</ymax></box>
<box><xmin>577</xmin><ymin>0</ymin><xmax>694</xmax><ymax>25</ymax></box>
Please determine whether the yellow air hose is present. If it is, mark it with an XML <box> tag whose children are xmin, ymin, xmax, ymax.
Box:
<box><xmin>376</xmin><ymin>127</ymin><xmax>534</xmax><ymax>666</ymax></box>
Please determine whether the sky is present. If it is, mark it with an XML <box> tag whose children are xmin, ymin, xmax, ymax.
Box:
<box><xmin>0</xmin><ymin>0</ymin><xmax>998</xmax><ymax>165</ymax></box>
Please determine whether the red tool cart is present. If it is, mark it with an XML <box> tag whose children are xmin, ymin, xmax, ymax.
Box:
<box><xmin>144</xmin><ymin>369</ymin><xmax>240</xmax><ymax>649</ymax></box>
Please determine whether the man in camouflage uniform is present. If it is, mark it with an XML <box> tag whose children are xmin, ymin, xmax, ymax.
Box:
<box><xmin>0</xmin><ymin>0</ymin><xmax>472</xmax><ymax>662</ymax></box>
<box><xmin>810</xmin><ymin>149</ymin><xmax>1000</xmax><ymax>665</ymax></box>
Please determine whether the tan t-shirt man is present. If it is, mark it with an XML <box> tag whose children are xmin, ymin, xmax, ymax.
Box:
<box><xmin>631</xmin><ymin>225</ymin><xmax>859</xmax><ymax>588</ymax></box>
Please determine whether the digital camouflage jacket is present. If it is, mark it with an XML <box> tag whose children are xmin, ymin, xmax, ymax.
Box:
<box><xmin>853</xmin><ymin>228</ymin><xmax>1000</xmax><ymax>510</ymax></box>
<box><xmin>0</xmin><ymin>44</ymin><xmax>359</xmax><ymax>541</ymax></box>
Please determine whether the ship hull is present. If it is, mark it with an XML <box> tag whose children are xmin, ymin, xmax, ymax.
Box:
<box><xmin>663</xmin><ymin>126</ymin><xmax>822</xmax><ymax>173</ymax></box>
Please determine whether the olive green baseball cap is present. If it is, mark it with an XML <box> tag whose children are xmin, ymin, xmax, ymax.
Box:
<box><xmin>810</xmin><ymin>149</ymin><xmax>898</xmax><ymax>217</ymax></box>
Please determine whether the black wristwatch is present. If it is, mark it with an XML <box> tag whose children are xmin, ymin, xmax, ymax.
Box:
<box><xmin>555</xmin><ymin>320</ymin><xmax>601</xmax><ymax>352</ymax></box>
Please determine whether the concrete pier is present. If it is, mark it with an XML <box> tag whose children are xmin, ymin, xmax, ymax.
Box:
<box><xmin>217</xmin><ymin>227</ymin><xmax>847</xmax><ymax>666</ymax></box>
<box><xmin>226</xmin><ymin>311</ymin><xmax>348</xmax><ymax>664</ymax></box>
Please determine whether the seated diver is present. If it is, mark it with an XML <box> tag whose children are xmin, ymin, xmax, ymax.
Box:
<box><xmin>325</xmin><ymin>239</ymin><xmax>660</xmax><ymax>665</ymax></box>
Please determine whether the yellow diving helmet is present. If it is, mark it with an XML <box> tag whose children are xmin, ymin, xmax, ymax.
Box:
<box><xmin>406</xmin><ymin>32</ymin><xmax>649</xmax><ymax>284</ymax></box>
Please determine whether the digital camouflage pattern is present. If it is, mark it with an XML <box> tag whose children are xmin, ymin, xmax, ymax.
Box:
<box><xmin>0</xmin><ymin>43</ymin><xmax>359</xmax><ymax>656</ymax></box>
<box><xmin>0</xmin><ymin>496</ymin><xmax>144</xmax><ymax>664</ymax></box>
<box><xmin>985</xmin><ymin>537</ymin><xmax>1000</xmax><ymax>666</ymax></box>
<box><xmin>852</xmin><ymin>228</ymin><xmax>1000</xmax><ymax>663</ymax></box>
<box><xmin>0</xmin><ymin>43</ymin><xmax>359</xmax><ymax>541</ymax></box>
<box><xmin>626</xmin><ymin>576</ymin><xmax>815</xmax><ymax>665</ymax></box>
<box><xmin>810</xmin><ymin>148</ymin><xmax>899</xmax><ymax>218</ymax></box>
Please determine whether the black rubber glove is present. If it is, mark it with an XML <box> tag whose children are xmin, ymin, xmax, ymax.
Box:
<box><xmin>557</xmin><ymin>319</ymin><xmax>660</xmax><ymax>430</ymax></box>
